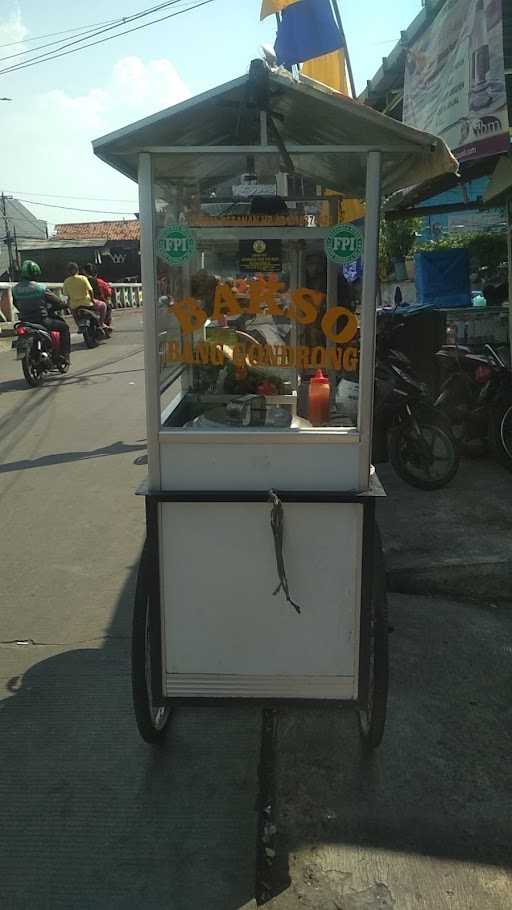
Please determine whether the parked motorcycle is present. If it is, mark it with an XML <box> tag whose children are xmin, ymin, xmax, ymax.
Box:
<box><xmin>74</xmin><ymin>306</ymin><xmax>111</xmax><ymax>349</ymax></box>
<box><xmin>373</xmin><ymin>314</ymin><xmax>459</xmax><ymax>490</ymax></box>
<box><xmin>12</xmin><ymin>319</ymin><xmax>69</xmax><ymax>387</ymax></box>
<box><xmin>434</xmin><ymin>342</ymin><xmax>512</xmax><ymax>471</ymax></box>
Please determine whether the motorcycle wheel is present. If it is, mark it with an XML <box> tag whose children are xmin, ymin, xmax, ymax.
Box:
<box><xmin>57</xmin><ymin>358</ymin><xmax>70</xmax><ymax>374</ymax></box>
<box><xmin>491</xmin><ymin>403</ymin><xmax>512</xmax><ymax>472</ymax></box>
<box><xmin>22</xmin><ymin>352</ymin><xmax>43</xmax><ymax>387</ymax></box>
<box><xmin>83</xmin><ymin>325</ymin><xmax>98</xmax><ymax>349</ymax></box>
<box><xmin>389</xmin><ymin>419</ymin><xmax>459</xmax><ymax>490</ymax></box>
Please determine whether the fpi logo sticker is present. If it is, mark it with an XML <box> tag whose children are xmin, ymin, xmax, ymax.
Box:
<box><xmin>325</xmin><ymin>224</ymin><xmax>364</xmax><ymax>265</ymax></box>
<box><xmin>157</xmin><ymin>224</ymin><xmax>196</xmax><ymax>265</ymax></box>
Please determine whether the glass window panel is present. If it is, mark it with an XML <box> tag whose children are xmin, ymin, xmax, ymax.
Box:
<box><xmin>152</xmin><ymin>154</ymin><xmax>366</xmax><ymax>433</ymax></box>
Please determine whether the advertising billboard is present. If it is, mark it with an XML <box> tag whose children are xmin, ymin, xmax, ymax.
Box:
<box><xmin>403</xmin><ymin>0</ymin><xmax>509</xmax><ymax>162</ymax></box>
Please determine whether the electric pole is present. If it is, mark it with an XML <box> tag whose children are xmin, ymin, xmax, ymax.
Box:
<box><xmin>1</xmin><ymin>192</ymin><xmax>15</xmax><ymax>281</ymax></box>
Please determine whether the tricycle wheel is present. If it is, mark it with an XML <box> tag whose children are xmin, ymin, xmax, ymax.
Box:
<box><xmin>131</xmin><ymin>540</ymin><xmax>172</xmax><ymax>743</ymax></box>
<box><xmin>358</xmin><ymin>529</ymin><xmax>389</xmax><ymax>750</ymax></box>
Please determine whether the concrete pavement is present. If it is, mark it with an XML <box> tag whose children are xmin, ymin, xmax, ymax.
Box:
<box><xmin>378</xmin><ymin>460</ymin><xmax>512</xmax><ymax>604</ymax></box>
<box><xmin>265</xmin><ymin>593</ymin><xmax>512</xmax><ymax>910</ymax></box>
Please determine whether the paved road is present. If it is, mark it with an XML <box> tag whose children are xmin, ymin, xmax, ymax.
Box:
<box><xmin>1</xmin><ymin>310</ymin><xmax>511</xmax><ymax>909</ymax></box>
<box><xmin>0</xmin><ymin>310</ymin><xmax>259</xmax><ymax>910</ymax></box>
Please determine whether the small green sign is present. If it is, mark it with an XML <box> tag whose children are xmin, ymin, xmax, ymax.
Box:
<box><xmin>325</xmin><ymin>223</ymin><xmax>364</xmax><ymax>265</ymax></box>
<box><xmin>157</xmin><ymin>224</ymin><xmax>196</xmax><ymax>265</ymax></box>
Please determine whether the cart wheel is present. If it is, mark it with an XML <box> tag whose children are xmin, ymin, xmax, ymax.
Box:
<box><xmin>131</xmin><ymin>540</ymin><xmax>172</xmax><ymax>743</ymax></box>
<box><xmin>358</xmin><ymin>528</ymin><xmax>389</xmax><ymax>750</ymax></box>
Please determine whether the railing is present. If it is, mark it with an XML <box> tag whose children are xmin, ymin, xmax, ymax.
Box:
<box><xmin>0</xmin><ymin>282</ymin><xmax>143</xmax><ymax>323</ymax></box>
<box><xmin>444</xmin><ymin>306</ymin><xmax>509</xmax><ymax>348</ymax></box>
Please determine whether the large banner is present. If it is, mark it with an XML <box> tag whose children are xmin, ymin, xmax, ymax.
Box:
<box><xmin>403</xmin><ymin>0</ymin><xmax>509</xmax><ymax>163</ymax></box>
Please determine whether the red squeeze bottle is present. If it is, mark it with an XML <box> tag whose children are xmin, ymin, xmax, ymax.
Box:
<box><xmin>308</xmin><ymin>370</ymin><xmax>330</xmax><ymax>427</ymax></box>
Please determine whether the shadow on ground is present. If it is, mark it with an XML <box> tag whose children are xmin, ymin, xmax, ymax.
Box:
<box><xmin>0</xmin><ymin>441</ymin><xmax>148</xmax><ymax>474</ymax></box>
<box><xmin>0</xmin><ymin>562</ymin><xmax>260</xmax><ymax>910</ymax></box>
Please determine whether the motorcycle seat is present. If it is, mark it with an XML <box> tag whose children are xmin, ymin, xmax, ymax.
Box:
<box><xmin>75</xmin><ymin>308</ymin><xmax>100</xmax><ymax>323</ymax></box>
<box><xmin>21</xmin><ymin>322</ymin><xmax>46</xmax><ymax>331</ymax></box>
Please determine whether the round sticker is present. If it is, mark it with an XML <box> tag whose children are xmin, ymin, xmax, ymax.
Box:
<box><xmin>325</xmin><ymin>223</ymin><xmax>364</xmax><ymax>265</ymax></box>
<box><xmin>157</xmin><ymin>224</ymin><xmax>196</xmax><ymax>265</ymax></box>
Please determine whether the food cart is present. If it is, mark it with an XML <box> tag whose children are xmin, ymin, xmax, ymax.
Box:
<box><xmin>94</xmin><ymin>60</ymin><xmax>456</xmax><ymax>749</ymax></box>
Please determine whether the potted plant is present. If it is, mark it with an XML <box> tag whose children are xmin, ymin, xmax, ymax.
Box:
<box><xmin>381</xmin><ymin>217</ymin><xmax>421</xmax><ymax>282</ymax></box>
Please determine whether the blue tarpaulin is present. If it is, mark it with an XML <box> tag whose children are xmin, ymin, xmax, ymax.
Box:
<box><xmin>415</xmin><ymin>248</ymin><xmax>471</xmax><ymax>309</ymax></box>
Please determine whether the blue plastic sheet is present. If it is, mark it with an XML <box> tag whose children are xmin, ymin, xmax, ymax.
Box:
<box><xmin>415</xmin><ymin>249</ymin><xmax>471</xmax><ymax>309</ymax></box>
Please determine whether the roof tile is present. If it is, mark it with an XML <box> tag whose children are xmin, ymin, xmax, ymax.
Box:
<box><xmin>53</xmin><ymin>220</ymin><xmax>140</xmax><ymax>241</ymax></box>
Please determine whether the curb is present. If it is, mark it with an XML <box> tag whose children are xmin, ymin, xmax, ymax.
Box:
<box><xmin>386</xmin><ymin>555</ymin><xmax>512</xmax><ymax>604</ymax></box>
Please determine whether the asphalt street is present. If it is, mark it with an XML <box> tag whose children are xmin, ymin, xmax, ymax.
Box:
<box><xmin>1</xmin><ymin>309</ymin><xmax>511</xmax><ymax>909</ymax></box>
<box><xmin>0</xmin><ymin>310</ymin><xmax>260</xmax><ymax>910</ymax></box>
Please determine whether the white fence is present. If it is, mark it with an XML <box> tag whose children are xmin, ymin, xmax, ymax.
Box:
<box><xmin>445</xmin><ymin>307</ymin><xmax>509</xmax><ymax>348</ymax></box>
<box><xmin>0</xmin><ymin>282</ymin><xmax>142</xmax><ymax>324</ymax></box>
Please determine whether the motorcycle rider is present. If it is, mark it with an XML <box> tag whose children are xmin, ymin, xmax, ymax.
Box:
<box><xmin>83</xmin><ymin>262</ymin><xmax>113</xmax><ymax>328</ymax></box>
<box><xmin>63</xmin><ymin>261</ymin><xmax>107</xmax><ymax>327</ymax></box>
<box><xmin>13</xmin><ymin>260</ymin><xmax>71</xmax><ymax>364</ymax></box>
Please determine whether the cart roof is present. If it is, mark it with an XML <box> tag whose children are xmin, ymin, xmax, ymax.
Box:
<box><xmin>93</xmin><ymin>62</ymin><xmax>457</xmax><ymax>197</ymax></box>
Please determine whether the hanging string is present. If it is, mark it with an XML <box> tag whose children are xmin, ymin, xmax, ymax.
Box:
<box><xmin>268</xmin><ymin>490</ymin><xmax>301</xmax><ymax>615</ymax></box>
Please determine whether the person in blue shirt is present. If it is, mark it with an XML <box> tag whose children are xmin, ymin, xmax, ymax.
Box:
<box><xmin>13</xmin><ymin>260</ymin><xmax>71</xmax><ymax>363</ymax></box>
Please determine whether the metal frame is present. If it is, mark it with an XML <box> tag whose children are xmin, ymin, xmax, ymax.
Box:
<box><xmin>138</xmin><ymin>153</ymin><xmax>161</xmax><ymax>491</ymax></box>
<box><xmin>357</xmin><ymin>151</ymin><xmax>382</xmax><ymax>489</ymax></box>
<box><xmin>140</xmin><ymin>144</ymin><xmax>423</xmax><ymax>155</ymax></box>
<box><xmin>137</xmin><ymin>145</ymin><xmax>385</xmax><ymax>710</ymax></box>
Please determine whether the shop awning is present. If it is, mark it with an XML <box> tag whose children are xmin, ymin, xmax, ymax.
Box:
<box><xmin>93</xmin><ymin>62</ymin><xmax>457</xmax><ymax>199</ymax></box>
<box><xmin>484</xmin><ymin>155</ymin><xmax>512</xmax><ymax>206</ymax></box>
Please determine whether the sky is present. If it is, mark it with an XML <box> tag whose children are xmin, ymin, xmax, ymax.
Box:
<box><xmin>0</xmin><ymin>0</ymin><xmax>422</xmax><ymax>229</ymax></box>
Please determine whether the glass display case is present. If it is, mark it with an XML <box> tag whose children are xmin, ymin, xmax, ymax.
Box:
<box><xmin>143</xmin><ymin>151</ymin><xmax>373</xmax><ymax>491</ymax></box>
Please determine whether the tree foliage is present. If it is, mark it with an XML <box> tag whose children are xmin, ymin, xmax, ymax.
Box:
<box><xmin>415</xmin><ymin>230</ymin><xmax>508</xmax><ymax>274</ymax></box>
<box><xmin>380</xmin><ymin>217</ymin><xmax>422</xmax><ymax>276</ymax></box>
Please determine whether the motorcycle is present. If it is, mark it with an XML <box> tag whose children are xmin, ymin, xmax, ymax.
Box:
<box><xmin>12</xmin><ymin>318</ymin><xmax>69</xmax><ymax>387</ymax></box>
<box><xmin>434</xmin><ymin>342</ymin><xmax>512</xmax><ymax>471</ymax></box>
<box><xmin>373</xmin><ymin>313</ymin><xmax>459</xmax><ymax>490</ymax></box>
<box><xmin>74</xmin><ymin>306</ymin><xmax>111</xmax><ymax>349</ymax></box>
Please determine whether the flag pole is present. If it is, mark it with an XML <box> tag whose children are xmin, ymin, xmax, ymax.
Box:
<box><xmin>330</xmin><ymin>0</ymin><xmax>356</xmax><ymax>98</ymax></box>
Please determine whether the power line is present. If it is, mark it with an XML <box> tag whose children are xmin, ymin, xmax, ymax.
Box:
<box><xmin>0</xmin><ymin>17</ymin><xmax>120</xmax><ymax>49</ymax></box>
<box><xmin>5</xmin><ymin>190</ymin><xmax>138</xmax><ymax>203</ymax></box>
<box><xmin>0</xmin><ymin>0</ymin><xmax>190</xmax><ymax>65</ymax></box>
<box><xmin>0</xmin><ymin>0</ymin><xmax>201</xmax><ymax>75</ymax></box>
<box><xmin>17</xmin><ymin>199</ymin><xmax>138</xmax><ymax>215</ymax></box>
<box><xmin>0</xmin><ymin>20</ymin><xmax>127</xmax><ymax>64</ymax></box>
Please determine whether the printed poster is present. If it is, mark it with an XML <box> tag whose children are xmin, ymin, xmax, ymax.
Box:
<box><xmin>403</xmin><ymin>0</ymin><xmax>509</xmax><ymax>162</ymax></box>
